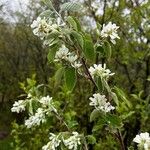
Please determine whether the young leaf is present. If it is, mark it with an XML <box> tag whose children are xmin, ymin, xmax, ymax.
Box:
<box><xmin>39</xmin><ymin>10</ymin><xmax>53</xmax><ymax>18</ymax></box>
<box><xmin>54</xmin><ymin>67</ymin><xmax>64</xmax><ymax>87</ymax></box>
<box><xmin>67</xmin><ymin>16</ymin><xmax>78</xmax><ymax>31</ymax></box>
<box><xmin>60</xmin><ymin>2</ymin><xmax>81</xmax><ymax>12</ymax></box>
<box><xmin>64</xmin><ymin>68</ymin><xmax>77</xmax><ymax>91</ymax></box>
<box><xmin>83</xmin><ymin>38</ymin><xmax>95</xmax><ymax>62</ymax></box>
<box><xmin>111</xmin><ymin>92</ymin><xmax>119</xmax><ymax>106</ymax></box>
<box><xmin>103</xmin><ymin>41</ymin><xmax>112</xmax><ymax>59</ymax></box>
<box><xmin>27</xmin><ymin>100</ymin><xmax>33</xmax><ymax>115</ymax></box>
<box><xmin>90</xmin><ymin>109</ymin><xmax>100</xmax><ymax>122</ymax></box>
<box><xmin>114</xmin><ymin>86</ymin><xmax>132</xmax><ymax>109</ymax></box>
<box><xmin>42</xmin><ymin>0</ymin><xmax>54</xmax><ymax>9</ymax></box>
<box><xmin>105</xmin><ymin>114</ymin><xmax>122</xmax><ymax>128</ymax></box>
<box><xmin>72</xmin><ymin>17</ymin><xmax>82</xmax><ymax>31</ymax></box>
<box><xmin>47</xmin><ymin>45</ymin><xmax>58</xmax><ymax>63</ymax></box>
<box><xmin>96</xmin><ymin>77</ymin><xmax>104</xmax><ymax>91</ymax></box>
<box><xmin>102</xmin><ymin>78</ymin><xmax>112</xmax><ymax>94</ymax></box>
<box><xmin>92</xmin><ymin>117</ymin><xmax>106</xmax><ymax>132</ymax></box>
<box><xmin>71</xmin><ymin>31</ymin><xmax>84</xmax><ymax>48</ymax></box>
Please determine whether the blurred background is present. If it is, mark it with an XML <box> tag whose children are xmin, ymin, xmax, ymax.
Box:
<box><xmin>0</xmin><ymin>0</ymin><xmax>150</xmax><ymax>149</ymax></box>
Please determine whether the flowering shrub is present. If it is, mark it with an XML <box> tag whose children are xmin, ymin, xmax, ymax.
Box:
<box><xmin>11</xmin><ymin>1</ymin><xmax>150</xmax><ymax>150</ymax></box>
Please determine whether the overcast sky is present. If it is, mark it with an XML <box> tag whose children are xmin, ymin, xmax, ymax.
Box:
<box><xmin>1</xmin><ymin>0</ymin><xmax>29</xmax><ymax>11</ymax></box>
<box><xmin>0</xmin><ymin>0</ymin><xmax>29</xmax><ymax>21</ymax></box>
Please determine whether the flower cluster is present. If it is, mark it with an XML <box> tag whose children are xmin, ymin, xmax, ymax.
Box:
<box><xmin>101</xmin><ymin>22</ymin><xmax>120</xmax><ymax>44</ymax></box>
<box><xmin>54</xmin><ymin>45</ymin><xmax>82</xmax><ymax>69</ymax></box>
<box><xmin>63</xmin><ymin>132</ymin><xmax>81</xmax><ymax>150</ymax></box>
<box><xmin>31</xmin><ymin>17</ymin><xmax>58</xmax><ymax>40</ymax></box>
<box><xmin>24</xmin><ymin>96</ymin><xmax>57</xmax><ymax>128</ymax></box>
<box><xmin>11</xmin><ymin>100</ymin><xmax>26</xmax><ymax>113</ymax></box>
<box><xmin>39</xmin><ymin>96</ymin><xmax>57</xmax><ymax>113</ymax></box>
<box><xmin>42</xmin><ymin>132</ymin><xmax>81</xmax><ymax>150</ymax></box>
<box><xmin>39</xmin><ymin>95</ymin><xmax>52</xmax><ymax>106</ymax></box>
<box><xmin>133</xmin><ymin>132</ymin><xmax>150</xmax><ymax>150</ymax></box>
<box><xmin>54</xmin><ymin>45</ymin><xmax>69</xmax><ymax>61</ymax></box>
<box><xmin>89</xmin><ymin>93</ymin><xmax>115</xmax><ymax>113</ymax></box>
<box><xmin>89</xmin><ymin>63</ymin><xmax>114</xmax><ymax>80</ymax></box>
<box><xmin>42</xmin><ymin>133</ymin><xmax>61</xmax><ymax>150</ymax></box>
<box><xmin>25</xmin><ymin>108</ymin><xmax>46</xmax><ymax>128</ymax></box>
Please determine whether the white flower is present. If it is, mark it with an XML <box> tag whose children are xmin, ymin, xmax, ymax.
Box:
<box><xmin>49</xmin><ymin>133</ymin><xmax>61</xmax><ymax>149</ymax></box>
<box><xmin>25</xmin><ymin>108</ymin><xmax>46</xmax><ymax>128</ymax></box>
<box><xmin>27</xmin><ymin>93</ymin><xmax>32</xmax><ymax>98</ymax></box>
<box><xmin>54</xmin><ymin>45</ymin><xmax>81</xmax><ymax>69</ymax></box>
<box><xmin>31</xmin><ymin>17</ymin><xmax>58</xmax><ymax>39</ymax></box>
<box><xmin>66</xmin><ymin>54</ymin><xmax>78</xmax><ymax>64</ymax></box>
<box><xmin>89</xmin><ymin>93</ymin><xmax>115</xmax><ymax>113</ymax></box>
<box><xmin>71</xmin><ymin>61</ymin><xmax>82</xmax><ymax>69</ymax></box>
<box><xmin>66</xmin><ymin>53</ymin><xmax>82</xmax><ymax>69</ymax></box>
<box><xmin>133</xmin><ymin>132</ymin><xmax>150</xmax><ymax>150</ymax></box>
<box><xmin>39</xmin><ymin>96</ymin><xmax>57</xmax><ymax>115</ymax></box>
<box><xmin>11</xmin><ymin>100</ymin><xmax>26</xmax><ymax>113</ymax></box>
<box><xmin>64</xmin><ymin>132</ymin><xmax>81</xmax><ymax>150</ymax></box>
<box><xmin>89</xmin><ymin>63</ymin><xmax>114</xmax><ymax>79</ymax></box>
<box><xmin>39</xmin><ymin>96</ymin><xmax>57</xmax><ymax>113</ymax></box>
<box><xmin>42</xmin><ymin>133</ymin><xmax>61</xmax><ymax>150</ymax></box>
<box><xmin>54</xmin><ymin>45</ymin><xmax>70</xmax><ymax>62</ymax></box>
<box><xmin>56</xmin><ymin>17</ymin><xmax>66</xmax><ymax>27</ymax></box>
<box><xmin>101</xmin><ymin>22</ymin><xmax>120</xmax><ymax>44</ymax></box>
<box><xmin>39</xmin><ymin>96</ymin><xmax>53</xmax><ymax>106</ymax></box>
<box><xmin>42</xmin><ymin>142</ymin><xmax>51</xmax><ymax>150</ymax></box>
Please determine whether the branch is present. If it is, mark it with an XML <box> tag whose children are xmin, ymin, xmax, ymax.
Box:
<box><xmin>116</xmin><ymin>129</ymin><xmax>126</xmax><ymax>150</ymax></box>
<box><xmin>81</xmin><ymin>58</ymin><xmax>97</xmax><ymax>87</ymax></box>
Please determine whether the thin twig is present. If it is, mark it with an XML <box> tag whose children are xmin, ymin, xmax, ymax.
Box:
<box><xmin>53</xmin><ymin>111</ymin><xmax>71</xmax><ymax>132</ymax></box>
<box><xmin>116</xmin><ymin>129</ymin><xmax>126</xmax><ymax>150</ymax></box>
<box><xmin>81</xmin><ymin>58</ymin><xmax>97</xmax><ymax>87</ymax></box>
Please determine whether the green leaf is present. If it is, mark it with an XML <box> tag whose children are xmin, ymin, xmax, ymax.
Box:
<box><xmin>103</xmin><ymin>41</ymin><xmax>112</xmax><ymax>59</ymax></box>
<box><xmin>105</xmin><ymin>114</ymin><xmax>122</xmax><ymax>128</ymax></box>
<box><xmin>90</xmin><ymin>109</ymin><xmax>100</xmax><ymax>122</ymax></box>
<box><xmin>92</xmin><ymin>117</ymin><xmax>106</xmax><ymax>132</ymax></box>
<box><xmin>102</xmin><ymin>78</ymin><xmax>112</xmax><ymax>94</ymax></box>
<box><xmin>47</xmin><ymin>30</ymin><xmax>60</xmax><ymax>39</ymax></box>
<box><xmin>111</xmin><ymin>92</ymin><xmax>119</xmax><ymax>106</ymax></box>
<box><xmin>96</xmin><ymin>77</ymin><xmax>104</xmax><ymax>91</ymax></box>
<box><xmin>71</xmin><ymin>31</ymin><xmax>83</xmax><ymax>48</ymax></box>
<box><xmin>39</xmin><ymin>10</ymin><xmax>53</xmax><ymax>18</ymax></box>
<box><xmin>54</xmin><ymin>67</ymin><xmax>64</xmax><ymax>87</ymax></box>
<box><xmin>121</xmin><ymin>111</ymin><xmax>135</xmax><ymax>120</ymax></box>
<box><xmin>26</xmin><ymin>78</ymin><xmax>36</xmax><ymax>87</ymax></box>
<box><xmin>42</xmin><ymin>0</ymin><xmax>54</xmax><ymax>9</ymax></box>
<box><xmin>60</xmin><ymin>2</ymin><xmax>81</xmax><ymax>12</ymax></box>
<box><xmin>47</xmin><ymin>45</ymin><xmax>58</xmax><ymax>63</ymax></box>
<box><xmin>114</xmin><ymin>86</ymin><xmax>132</xmax><ymax>109</ymax></box>
<box><xmin>64</xmin><ymin>68</ymin><xmax>77</xmax><ymax>91</ymax></box>
<box><xmin>27</xmin><ymin>100</ymin><xmax>33</xmax><ymax>115</ymax></box>
<box><xmin>72</xmin><ymin>17</ymin><xmax>82</xmax><ymax>31</ymax></box>
<box><xmin>95</xmin><ymin>44</ymin><xmax>104</xmax><ymax>54</ymax></box>
<box><xmin>83</xmin><ymin>38</ymin><xmax>95</xmax><ymax>62</ymax></box>
<box><xmin>67</xmin><ymin>16</ymin><xmax>78</xmax><ymax>31</ymax></box>
<box><xmin>49</xmin><ymin>38</ymin><xmax>60</xmax><ymax>47</ymax></box>
<box><xmin>86</xmin><ymin>135</ymin><xmax>96</xmax><ymax>144</ymax></box>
